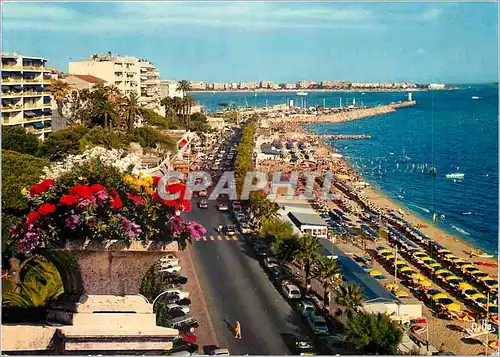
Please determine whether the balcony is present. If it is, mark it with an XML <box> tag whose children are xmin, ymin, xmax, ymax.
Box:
<box><xmin>24</xmin><ymin>103</ymin><xmax>44</xmax><ymax>110</ymax></box>
<box><xmin>23</xmin><ymin>78</ymin><xmax>43</xmax><ymax>83</ymax></box>
<box><xmin>23</xmin><ymin>91</ymin><xmax>44</xmax><ymax>97</ymax></box>
<box><xmin>23</xmin><ymin>66</ymin><xmax>44</xmax><ymax>71</ymax></box>
<box><xmin>2</xmin><ymin>77</ymin><xmax>23</xmax><ymax>83</ymax></box>
<box><xmin>1</xmin><ymin>91</ymin><xmax>23</xmax><ymax>98</ymax></box>
<box><xmin>24</xmin><ymin>115</ymin><xmax>51</xmax><ymax>122</ymax></box>
<box><xmin>2</xmin><ymin>65</ymin><xmax>21</xmax><ymax>71</ymax></box>
<box><xmin>1</xmin><ymin>104</ymin><xmax>23</xmax><ymax>112</ymax></box>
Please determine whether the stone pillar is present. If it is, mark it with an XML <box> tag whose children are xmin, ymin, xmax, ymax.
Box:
<box><xmin>45</xmin><ymin>240</ymin><xmax>180</xmax><ymax>353</ymax></box>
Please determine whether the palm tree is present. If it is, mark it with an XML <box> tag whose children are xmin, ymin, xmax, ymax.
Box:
<box><xmin>123</xmin><ymin>92</ymin><xmax>141</xmax><ymax>131</ymax></box>
<box><xmin>172</xmin><ymin>96</ymin><xmax>185</xmax><ymax>123</ymax></box>
<box><xmin>344</xmin><ymin>312</ymin><xmax>403</xmax><ymax>355</ymax></box>
<box><xmin>296</xmin><ymin>235</ymin><xmax>321</xmax><ymax>285</ymax></box>
<box><xmin>177</xmin><ymin>80</ymin><xmax>191</xmax><ymax>97</ymax></box>
<box><xmin>313</xmin><ymin>255</ymin><xmax>342</xmax><ymax>307</ymax></box>
<box><xmin>274</xmin><ymin>235</ymin><xmax>302</xmax><ymax>263</ymax></box>
<box><xmin>2</xmin><ymin>256</ymin><xmax>63</xmax><ymax>308</ymax></box>
<box><xmin>183</xmin><ymin>96</ymin><xmax>197</xmax><ymax>127</ymax></box>
<box><xmin>92</xmin><ymin>95</ymin><xmax>118</xmax><ymax>131</ymax></box>
<box><xmin>335</xmin><ymin>282</ymin><xmax>364</xmax><ymax>313</ymax></box>
<box><xmin>49</xmin><ymin>80</ymin><xmax>71</xmax><ymax>118</ymax></box>
<box><xmin>161</xmin><ymin>96</ymin><xmax>176</xmax><ymax>119</ymax></box>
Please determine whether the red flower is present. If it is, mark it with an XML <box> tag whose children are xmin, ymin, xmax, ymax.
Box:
<box><xmin>26</xmin><ymin>211</ymin><xmax>41</xmax><ymax>224</ymax></box>
<box><xmin>70</xmin><ymin>184</ymin><xmax>93</xmax><ymax>199</ymax></box>
<box><xmin>109</xmin><ymin>189</ymin><xmax>119</xmax><ymax>198</ymax></box>
<box><xmin>38</xmin><ymin>203</ymin><xmax>56</xmax><ymax>216</ymax></box>
<box><xmin>152</xmin><ymin>176</ymin><xmax>161</xmax><ymax>186</ymax></box>
<box><xmin>90</xmin><ymin>184</ymin><xmax>106</xmax><ymax>194</ymax></box>
<box><xmin>127</xmin><ymin>193</ymin><xmax>145</xmax><ymax>205</ymax></box>
<box><xmin>60</xmin><ymin>194</ymin><xmax>78</xmax><ymax>206</ymax></box>
<box><xmin>166</xmin><ymin>183</ymin><xmax>187</xmax><ymax>199</ymax></box>
<box><xmin>29</xmin><ymin>179</ymin><xmax>55</xmax><ymax>196</ymax></box>
<box><xmin>109</xmin><ymin>196</ymin><xmax>123</xmax><ymax>209</ymax></box>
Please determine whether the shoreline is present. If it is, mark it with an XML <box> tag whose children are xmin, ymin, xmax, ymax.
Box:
<box><xmin>302</xmin><ymin>126</ymin><xmax>498</xmax><ymax>271</ymax></box>
<box><xmin>190</xmin><ymin>88</ymin><xmax>456</xmax><ymax>94</ymax></box>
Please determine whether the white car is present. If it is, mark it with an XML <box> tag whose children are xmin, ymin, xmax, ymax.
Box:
<box><xmin>158</xmin><ymin>265</ymin><xmax>182</xmax><ymax>273</ymax></box>
<box><xmin>281</xmin><ymin>281</ymin><xmax>302</xmax><ymax>300</ymax></box>
<box><xmin>239</xmin><ymin>223</ymin><xmax>252</xmax><ymax>235</ymax></box>
<box><xmin>163</xmin><ymin>288</ymin><xmax>190</xmax><ymax>300</ymax></box>
<box><xmin>159</xmin><ymin>255</ymin><xmax>180</xmax><ymax>266</ymax></box>
<box><xmin>218</xmin><ymin>203</ymin><xmax>229</xmax><ymax>211</ymax></box>
<box><xmin>234</xmin><ymin>212</ymin><xmax>246</xmax><ymax>222</ymax></box>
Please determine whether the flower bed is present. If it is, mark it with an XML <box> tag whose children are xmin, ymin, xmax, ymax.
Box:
<box><xmin>7</xmin><ymin>155</ymin><xmax>205</xmax><ymax>257</ymax></box>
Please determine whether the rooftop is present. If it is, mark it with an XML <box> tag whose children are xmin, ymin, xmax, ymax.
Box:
<box><xmin>70</xmin><ymin>74</ymin><xmax>107</xmax><ymax>84</ymax></box>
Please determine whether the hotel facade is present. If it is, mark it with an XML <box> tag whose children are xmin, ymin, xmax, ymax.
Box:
<box><xmin>1</xmin><ymin>52</ymin><xmax>54</xmax><ymax>139</ymax></box>
<box><xmin>69</xmin><ymin>52</ymin><xmax>162</xmax><ymax>113</ymax></box>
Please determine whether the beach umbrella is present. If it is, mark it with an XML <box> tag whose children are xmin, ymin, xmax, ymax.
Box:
<box><xmin>457</xmin><ymin>312</ymin><xmax>475</xmax><ymax>322</ymax></box>
<box><xmin>438</xmin><ymin>248</ymin><xmax>452</xmax><ymax>254</ymax></box>
<box><xmin>470</xmin><ymin>292</ymin><xmax>487</xmax><ymax>300</ymax></box>
<box><xmin>426</xmin><ymin>289</ymin><xmax>442</xmax><ymax>297</ymax></box>
<box><xmin>383</xmin><ymin>254</ymin><xmax>396</xmax><ymax>261</ymax></box>
<box><xmin>458</xmin><ymin>282</ymin><xmax>474</xmax><ymax>291</ymax></box>
<box><xmin>394</xmin><ymin>289</ymin><xmax>409</xmax><ymax>298</ymax></box>
<box><xmin>395</xmin><ymin>260</ymin><xmax>407</xmax><ymax>267</ymax></box>
<box><xmin>444</xmin><ymin>275</ymin><xmax>460</xmax><ymax>281</ymax></box>
<box><xmin>434</xmin><ymin>269</ymin><xmax>450</xmax><ymax>276</ymax></box>
<box><xmin>444</xmin><ymin>302</ymin><xmax>461</xmax><ymax>312</ymax></box>
<box><xmin>412</xmin><ymin>251</ymin><xmax>427</xmax><ymax>258</ymax></box>
<box><xmin>399</xmin><ymin>266</ymin><xmax>413</xmax><ymax>273</ymax></box>
<box><xmin>488</xmin><ymin>340</ymin><xmax>498</xmax><ymax>350</ymax></box>
<box><xmin>369</xmin><ymin>269</ymin><xmax>383</xmax><ymax>277</ymax></box>
<box><xmin>385</xmin><ymin>283</ymin><xmax>398</xmax><ymax>290</ymax></box>
<box><xmin>431</xmin><ymin>293</ymin><xmax>449</xmax><ymax>301</ymax></box>
<box><xmin>484</xmin><ymin>279</ymin><xmax>499</xmax><ymax>289</ymax></box>
<box><xmin>453</xmin><ymin>259</ymin><xmax>467</xmax><ymax>266</ymax></box>
<box><xmin>438</xmin><ymin>271</ymin><xmax>454</xmax><ymax>279</ymax></box>
<box><xmin>435</xmin><ymin>297</ymin><xmax>454</xmax><ymax>306</ymax></box>
<box><xmin>444</xmin><ymin>254</ymin><xmax>458</xmax><ymax>260</ymax></box>
<box><xmin>410</xmin><ymin>273</ymin><xmax>426</xmax><ymax>281</ymax></box>
<box><xmin>420</xmin><ymin>256</ymin><xmax>433</xmax><ymax>262</ymax></box>
<box><xmin>460</xmin><ymin>264</ymin><xmax>476</xmax><ymax>270</ymax></box>
<box><xmin>425</xmin><ymin>260</ymin><xmax>441</xmax><ymax>269</ymax></box>
<box><xmin>416</xmin><ymin>279</ymin><xmax>432</xmax><ymax>287</ymax></box>
<box><xmin>471</xmin><ymin>271</ymin><xmax>489</xmax><ymax>279</ymax></box>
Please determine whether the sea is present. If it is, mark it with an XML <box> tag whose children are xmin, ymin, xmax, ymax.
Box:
<box><xmin>191</xmin><ymin>84</ymin><xmax>499</xmax><ymax>255</ymax></box>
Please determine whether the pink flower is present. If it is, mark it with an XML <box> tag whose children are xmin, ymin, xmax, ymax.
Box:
<box><xmin>185</xmin><ymin>221</ymin><xmax>206</xmax><ymax>241</ymax></box>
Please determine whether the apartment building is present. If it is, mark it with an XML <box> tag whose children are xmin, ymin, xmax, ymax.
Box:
<box><xmin>189</xmin><ymin>81</ymin><xmax>207</xmax><ymax>90</ymax></box>
<box><xmin>259</xmin><ymin>80</ymin><xmax>274</xmax><ymax>89</ymax></box>
<box><xmin>159</xmin><ymin>80</ymin><xmax>184</xmax><ymax>98</ymax></box>
<box><xmin>1</xmin><ymin>52</ymin><xmax>53</xmax><ymax>139</ymax></box>
<box><xmin>296</xmin><ymin>80</ymin><xmax>317</xmax><ymax>89</ymax></box>
<box><xmin>238</xmin><ymin>82</ymin><xmax>258</xmax><ymax>89</ymax></box>
<box><xmin>279</xmin><ymin>83</ymin><xmax>296</xmax><ymax>89</ymax></box>
<box><xmin>69</xmin><ymin>52</ymin><xmax>162</xmax><ymax>113</ymax></box>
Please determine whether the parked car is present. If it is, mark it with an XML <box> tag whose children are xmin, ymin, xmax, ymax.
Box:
<box><xmin>159</xmin><ymin>272</ymin><xmax>188</xmax><ymax>285</ymax></box>
<box><xmin>198</xmin><ymin>190</ymin><xmax>208</xmax><ymax>197</ymax></box>
<box><xmin>291</xmin><ymin>335</ymin><xmax>315</xmax><ymax>356</ymax></box>
<box><xmin>281</xmin><ymin>281</ymin><xmax>302</xmax><ymax>300</ymax></box>
<box><xmin>262</xmin><ymin>257</ymin><xmax>279</xmax><ymax>271</ymax></box>
<box><xmin>232</xmin><ymin>201</ymin><xmax>242</xmax><ymax>211</ymax></box>
<box><xmin>162</xmin><ymin>288</ymin><xmax>190</xmax><ymax>300</ymax></box>
<box><xmin>317</xmin><ymin>335</ymin><xmax>343</xmax><ymax>354</ymax></box>
<box><xmin>166</xmin><ymin>314</ymin><xmax>199</xmax><ymax>333</ymax></box>
<box><xmin>217</xmin><ymin>202</ymin><xmax>229</xmax><ymax>211</ymax></box>
<box><xmin>239</xmin><ymin>223</ymin><xmax>252</xmax><ymax>235</ymax></box>
<box><xmin>268</xmin><ymin>266</ymin><xmax>290</xmax><ymax>284</ymax></box>
<box><xmin>166</xmin><ymin>304</ymin><xmax>190</xmax><ymax>316</ymax></box>
<box><xmin>198</xmin><ymin>199</ymin><xmax>208</xmax><ymax>209</ymax></box>
<box><xmin>158</xmin><ymin>265</ymin><xmax>182</xmax><ymax>274</ymax></box>
<box><xmin>223</xmin><ymin>225</ymin><xmax>236</xmax><ymax>236</ymax></box>
<box><xmin>159</xmin><ymin>254</ymin><xmax>179</xmax><ymax>266</ymax></box>
<box><xmin>170</xmin><ymin>339</ymin><xmax>199</xmax><ymax>355</ymax></box>
<box><xmin>234</xmin><ymin>211</ymin><xmax>246</xmax><ymax>222</ymax></box>
<box><xmin>210</xmin><ymin>348</ymin><xmax>230</xmax><ymax>356</ymax></box>
<box><xmin>306</xmin><ymin>314</ymin><xmax>329</xmax><ymax>335</ymax></box>
<box><xmin>253</xmin><ymin>243</ymin><xmax>269</xmax><ymax>257</ymax></box>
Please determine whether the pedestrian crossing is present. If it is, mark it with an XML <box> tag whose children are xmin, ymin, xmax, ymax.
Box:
<box><xmin>197</xmin><ymin>235</ymin><xmax>242</xmax><ymax>242</ymax></box>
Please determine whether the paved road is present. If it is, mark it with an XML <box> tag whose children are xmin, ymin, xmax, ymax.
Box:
<box><xmin>184</xmin><ymin>198</ymin><xmax>307</xmax><ymax>355</ymax></box>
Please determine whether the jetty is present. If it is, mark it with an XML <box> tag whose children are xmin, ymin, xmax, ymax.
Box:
<box><xmin>321</xmin><ymin>134</ymin><xmax>371</xmax><ymax>140</ymax></box>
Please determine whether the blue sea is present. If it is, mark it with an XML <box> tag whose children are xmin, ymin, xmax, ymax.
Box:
<box><xmin>191</xmin><ymin>85</ymin><xmax>499</xmax><ymax>255</ymax></box>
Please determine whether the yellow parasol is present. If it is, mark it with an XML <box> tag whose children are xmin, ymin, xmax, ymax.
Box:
<box><xmin>399</xmin><ymin>266</ymin><xmax>413</xmax><ymax>273</ymax></box>
<box><xmin>467</xmin><ymin>270</ymin><xmax>482</xmax><ymax>276</ymax></box>
<box><xmin>411</xmin><ymin>273</ymin><xmax>426</xmax><ymax>281</ymax></box>
<box><xmin>376</xmin><ymin>247</ymin><xmax>391</xmax><ymax>253</ymax></box>
<box><xmin>457</xmin><ymin>312</ymin><xmax>475</xmax><ymax>322</ymax></box>
<box><xmin>412</xmin><ymin>251</ymin><xmax>427</xmax><ymax>258</ymax></box>
<box><xmin>385</xmin><ymin>283</ymin><xmax>398</xmax><ymax>290</ymax></box>
<box><xmin>488</xmin><ymin>340</ymin><xmax>498</xmax><ymax>350</ymax></box>
<box><xmin>459</xmin><ymin>264</ymin><xmax>476</xmax><ymax>270</ymax></box>
<box><xmin>438</xmin><ymin>248</ymin><xmax>452</xmax><ymax>254</ymax></box>
<box><xmin>470</xmin><ymin>292</ymin><xmax>486</xmax><ymax>300</ymax></box>
<box><xmin>416</xmin><ymin>279</ymin><xmax>432</xmax><ymax>287</ymax></box>
<box><xmin>431</xmin><ymin>293</ymin><xmax>449</xmax><ymax>301</ymax></box>
<box><xmin>434</xmin><ymin>269</ymin><xmax>449</xmax><ymax>276</ymax></box>
<box><xmin>369</xmin><ymin>270</ymin><xmax>383</xmax><ymax>277</ymax></box>
<box><xmin>444</xmin><ymin>275</ymin><xmax>459</xmax><ymax>281</ymax></box>
<box><xmin>395</xmin><ymin>260</ymin><xmax>407</xmax><ymax>267</ymax></box>
<box><xmin>458</xmin><ymin>282</ymin><xmax>474</xmax><ymax>290</ymax></box>
<box><xmin>444</xmin><ymin>302</ymin><xmax>461</xmax><ymax>312</ymax></box>
<box><xmin>420</xmin><ymin>256</ymin><xmax>433</xmax><ymax>262</ymax></box>
<box><xmin>394</xmin><ymin>289</ymin><xmax>409</xmax><ymax>298</ymax></box>
<box><xmin>383</xmin><ymin>254</ymin><xmax>395</xmax><ymax>261</ymax></box>
<box><xmin>426</xmin><ymin>261</ymin><xmax>441</xmax><ymax>268</ymax></box>
<box><xmin>444</xmin><ymin>253</ymin><xmax>457</xmax><ymax>259</ymax></box>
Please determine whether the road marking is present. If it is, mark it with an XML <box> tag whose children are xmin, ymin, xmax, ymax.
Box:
<box><xmin>210</xmin><ymin>236</ymin><xmax>215</xmax><ymax>241</ymax></box>
<box><xmin>202</xmin><ymin>236</ymin><xmax>207</xmax><ymax>241</ymax></box>
<box><xmin>225</xmin><ymin>236</ymin><xmax>232</xmax><ymax>241</ymax></box>
<box><xmin>232</xmin><ymin>236</ymin><xmax>239</xmax><ymax>241</ymax></box>
<box><xmin>217</xmin><ymin>236</ymin><xmax>223</xmax><ymax>241</ymax></box>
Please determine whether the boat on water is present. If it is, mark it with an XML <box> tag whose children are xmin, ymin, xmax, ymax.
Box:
<box><xmin>469</xmin><ymin>251</ymin><xmax>494</xmax><ymax>258</ymax></box>
<box><xmin>472</xmin><ymin>96</ymin><xmax>480</xmax><ymax>100</ymax></box>
<box><xmin>296</xmin><ymin>91</ymin><xmax>308</xmax><ymax>96</ymax></box>
<box><xmin>446</xmin><ymin>173</ymin><xmax>465</xmax><ymax>179</ymax></box>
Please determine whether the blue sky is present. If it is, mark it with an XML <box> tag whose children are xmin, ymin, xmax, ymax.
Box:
<box><xmin>2</xmin><ymin>2</ymin><xmax>498</xmax><ymax>83</ymax></box>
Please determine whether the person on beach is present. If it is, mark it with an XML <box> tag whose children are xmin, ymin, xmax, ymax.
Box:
<box><xmin>234</xmin><ymin>321</ymin><xmax>242</xmax><ymax>339</ymax></box>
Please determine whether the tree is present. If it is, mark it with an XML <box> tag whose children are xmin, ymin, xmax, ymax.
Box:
<box><xmin>123</xmin><ymin>92</ymin><xmax>141</xmax><ymax>131</ymax></box>
<box><xmin>260</xmin><ymin>218</ymin><xmax>295</xmax><ymax>244</ymax></box>
<box><xmin>48</xmin><ymin>80</ymin><xmax>71</xmax><ymax>117</ymax></box>
<box><xmin>37</xmin><ymin>127</ymin><xmax>88</xmax><ymax>160</ymax></box>
<box><xmin>295</xmin><ymin>234</ymin><xmax>321</xmax><ymax>284</ymax></box>
<box><xmin>274</xmin><ymin>234</ymin><xmax>302</xmax><ymax>263</ymax></box>
<box><xmin>344</xmin><ymin>312</ymin><xmax>403</xmax><ymax>355</ymax></box>
<box><xmin>1</xmin><ymin>126</ymin><xmax>39</xmax><ymax>155</ymax></box>
<box><xmin>92</xmin><ymin>93</ymin><xmax>118</xmax><ymax>131</ymax></box>
<box><xmin>335</xmin><ymin>283</ymin><xmax>364</xmax><ymax>313</ymax></box>
<box><xmin>183</xmin><ymin>96</ymin><xmax>196</xmax><ymax>127</ymax></box>
<box><xmin>2</xmin><ymin>256</ymin><xmax>63</xmax><ymax>308</ymax></box>
<box><xmin>140</xmin><ymin>265</ymin><xmax>167</xmax><ymax>302</ymax></box>
<box><xmin>313</xmin><ymin>255</ymin><xmax>342</xmax><ymax>307</ymax></box>
<box><xmin>247</xmin><ymin>190</ymin><xmax>279</xmax><ymax>232</ymax></box>
<box><xmin>177</xmin><ymin>80</ymin><xmax>191</xmax><ymax>97</ymax></box>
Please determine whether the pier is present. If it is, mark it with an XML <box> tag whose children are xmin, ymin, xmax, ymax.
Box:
<box><xmin>321</xmin><ymin>134</ymin><xmax>372</xmax><ymax>140</ymax></box>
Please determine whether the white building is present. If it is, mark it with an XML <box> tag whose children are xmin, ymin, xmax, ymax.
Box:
<box><xmin>428</xmin><ymin>83</ymin><xmax>446</xmax><ymax>90</ymax></box>
<box><xmin>159</xmin><ymin>80</ymin><xmax>184</xmax><ymax>99</ymax></box>
<box><xmin>282</xmin><ymin>203</ymin><xmax>328</xmax><ymax>239</ymax></box>
<box><xmin>1</xmin><ymin>52</ymin><xmax>54</xmax><ymax>140</ymax></box>
<box><xmin>69</xmin><ymin>52</ymin><xmax>162</xmax><ymax>113</ymax></box>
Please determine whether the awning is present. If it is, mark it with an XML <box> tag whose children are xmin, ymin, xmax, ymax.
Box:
<box><xmin>43</xmin><ymin>121</ymin><xmax>52</xmax><ymax>127</ymax></box>
<box><xmin>32</xmin><ymin>122</ymin><xmax>44</xmax><ymax>129</ymax></box>
<box><xmin>24</xmin><ymin>111</ymin><xmax>36</xmax><ymax>117</ymax></box>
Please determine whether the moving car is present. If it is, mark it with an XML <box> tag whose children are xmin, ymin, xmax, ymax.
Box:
<box><xmin>239</xmin><ymin>223</ymin><xmax>252</xmax><ymax>235</ymax></box>
<box><xmin>262</xmin><ymin>257</ymin><xmax>279</xmax><ymax>271</ymax></box>
<box><xmin>198</xmin><ymin>190</ymin><xmax>208</xmax><ymax>197</ymax></box>
<box><xmin>223</xmin><ymin>225</ymin><xmax>236</xmax><ymax>236</ymax></box>
<box><xmin>306</xmin><ymin>314</ymin><xmax>329</xmax><ymax>335</ymax></box>
<box><xmin>281</xmin><ymin>281</ymin><xmax>302</xmax><ymax>300</ymax></box>
<box><xmin>198</xmin><ymin>199</ymin><xmax>208</xmax><ymax>209</ymax></box>
<box><xmin>292</xmin><ymin>336</ymin><xmax>315</xmax><ymax>356</ymax></box>
<box><xmin>217</xmin><ymin>203</ymin><xmax>229</xmax><ymax>211</ymax></box>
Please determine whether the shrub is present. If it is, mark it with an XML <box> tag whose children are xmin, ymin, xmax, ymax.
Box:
<box><xmin>1</xmin><ymin>126</ymin><xmax>40</xmax><ymax>155</ymax></box>
<box><xmin>37</xmin><ymin>127</ymin><xmax>88</xmax><ymax>160</ymax></box>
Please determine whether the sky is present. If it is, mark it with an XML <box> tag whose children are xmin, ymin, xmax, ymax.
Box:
<box><xmin>2</xmin><ymin>1</ymin><xmax>498</xmax><ymax>84</ymax></box>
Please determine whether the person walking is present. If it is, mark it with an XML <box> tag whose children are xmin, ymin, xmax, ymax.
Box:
<box><xmin>234</xmin><ymin>321</ymin><xmax>242</xmax><ymax>339</ymax></box>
